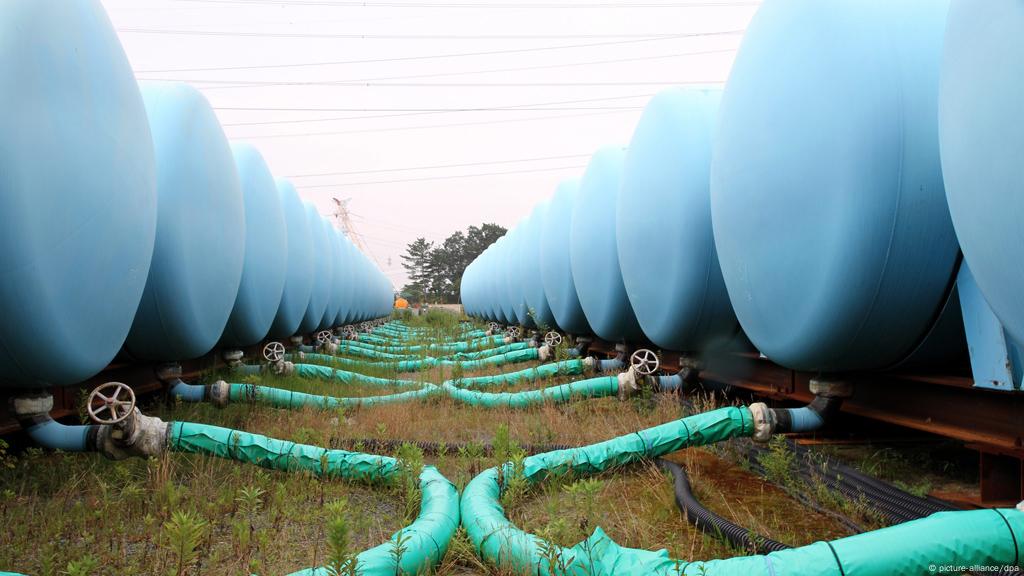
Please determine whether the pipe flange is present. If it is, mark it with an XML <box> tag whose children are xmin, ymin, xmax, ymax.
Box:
<box><xmin>11</xmin><ymin>394</ymin><xmax>54</xmax><ymax>418</ymax></box>
<box><xmin>155</xmin><ymin>363</ymin><xmax>183</xmax><ymax>383</ymax></box>
<box><xmin>582</xmin><ymin>356</ymin><xmax>597</xmax><ymax>372</ymax></box>
<box><xmin>617</xmin><ymin>368</ymin><xmax>640</xmax><ymax>400</ymax></box>
<box><xmin>809</xmin><ymin>379</ymin><xmax>854</xmax><ymax>399</ymax></box>
<box><xmin>748</xmin><ymin>402</ymin><xmax>776</xmax><ymax>443</ymax></box>
<box><xmin>209</xmin><ymin>380</ymin><xmax>231</xmax><ymax>408</ymax></box>
<box><xmin>538</xmin><ymin>345</ymin><xmax>552</xmax><ymax>362</ymax></box>
<box><xmin>222</xmin><ymin>349</ymin><xmax>244</xmax><ymax>367</ymax></box>
<box><xmin>271</xmin><ymin>361</ymin><xmax>295</xmax><ymax>376</ymax></box>
<box><xmin>96</xmin><ymin>410</ymin><xmax>170</xmax><ymax>460</ymax></box>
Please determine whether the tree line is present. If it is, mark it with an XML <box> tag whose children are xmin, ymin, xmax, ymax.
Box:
<box><xmin>400</xmin><ymin>223</ymin><xmax>506</xmax><ymax>304</ymax></box>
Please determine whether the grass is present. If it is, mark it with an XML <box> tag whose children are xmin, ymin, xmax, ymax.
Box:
<box><xmin>0</xmin><ymin>310</ymin><xmax>927</xmax><ymax>575</ymax></box>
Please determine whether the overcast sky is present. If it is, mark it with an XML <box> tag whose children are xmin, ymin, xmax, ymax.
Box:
<box><xmin>101</xmin><ymin>0</ymin><xmax>758</xmax><ymax>290</ymax></box>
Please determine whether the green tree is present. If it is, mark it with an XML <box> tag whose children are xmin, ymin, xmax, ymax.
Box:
<box><xmin>400</xmin><ymin>237</ymin><xmax>433</xmax><ymax>303</ymax></box>
<box><xmin>400</xmin><ymin>223</ymin><xmax>505</xmax><ymax>304</ymax></box>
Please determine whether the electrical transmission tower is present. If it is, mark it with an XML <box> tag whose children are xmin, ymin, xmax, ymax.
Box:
<box><xmin>332</xmin><ymin>197</ymin><xmax>368</xmax><ymax>252</ymax></box>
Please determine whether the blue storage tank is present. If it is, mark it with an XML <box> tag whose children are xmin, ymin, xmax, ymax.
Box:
<box><xmin>298</xmin><ymin>204</ymin><xmax>332</xmax><ymax>333</ymax></box>
<box><xmin>711</xmin><ymin>0</ymin><xmax>959</xmax><ymax>371</ymax></box>
<box><xmin>505</xmin><ymin>222</ymin><xmax>535</xmax><ymax>327</ymax></box>
<box><xmin>335</xmin><ymin>235</ymin><xmax>356</xmax><ymax>326</ymax></box>
<box><xmin>617</xmin><ymin>88</ymin><xmax>738</xmax><ymax>352</ymax></box>
<box><xmin>940</xmin><ymin>1</ymin><xmax>1024</xmax><ymax>347</ymax></box>
<box><xmin>126</xmin><ymin>82</ymin><xmax>245</xmax><ymax>361</ymax></box>
<box><xmin>0</xmin><ymin>0</ymin><xmax>157</xmax><ymax>387</ymax></box>
<box><xmin>541</xmin><ymin>179</ymin><xmax>591</xmax><ymax>335</ymax></box>
<box><xmin>324</xmin><ymin>229</ymin><xmax>344</xmax><ymax>329</ymax></box>
<box><xmin>520</xmin><ymin>202</ymin><xmax>557</xmax><ymax>330</ymax></box>
<box><xmin>350</xmin><ymin>249</ymin><xmax>369</xmax><ymax>322</ymax></box>
<box><xmin>221</xmin><ymin>144</ymin><xmax>288</xmax><ymax>347</ymax></box>
<box><xmin>570</xmin><ymin>147</ymin><xmax>644</xmax><ymax>342</ymax></box>
<box><xmin>268</xmin><ymin>180</ymin><xmax>314</xmax><ymax>338</ymax></box>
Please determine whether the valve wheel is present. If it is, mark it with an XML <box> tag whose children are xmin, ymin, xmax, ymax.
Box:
<box><xmin>488</xmin><ymin>322</ymin><xmax>501</xmax><ymax>332</ymax></box>
<box><xmin>630</xmin><ymin>349</ymin><xmax>660</xmax><ymax>376</ymax></box>
<box><xmin>263</xmin><ymin>341</ymin><xmax>286</xmax><ymax>363</ymax></box>
<box><xmin>315</xmin><ymin>330</ymin><xmax>333</xmax><ymax>345</ymax></box>
<box><xmin>544</xmin><ymin>331</ymin><xmax>563</xmax><ymax>347</ymax></box>
<box><xmin>87</xmin><ymin>382</ymin><xmax>136</xmax><ymax>425</ymax></box>
<box><xmin>506</xmin><ymin>326</ymin><xmax>523</xmax><ymax>339</ymax></box>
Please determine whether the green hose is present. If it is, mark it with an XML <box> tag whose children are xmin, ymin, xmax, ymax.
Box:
<box><xmin>452</xmin><ymin>358</ymin><xmax>587</xmax><ymax>389</ymax></box>
<box><xmin>229</xmin><ymin>381</ymin><xmax>438</xmax><ymax>409</ymax></box>
<box><xmin>442</xmin><ymin>377</ymin><xmax>618</xmax><ymax>408</ymax></box>
<box><xmin>292</xmin><ymin>363</ymin><xmax>424</xmax><ymax>388</ymax></box>
<box><xmin>460</xmin><ymin>407</ymin><xmax>1024</xmax><ymax>575</ymax></box>
<box><xmin>294</xmin><ymin>347</ymin><xmax>540</xmax><ymax>373</ymax></box>
<box><xmin>167</xmin><ymin>422</ymin><xmax>460</xmax><ymax>576</ymax></box>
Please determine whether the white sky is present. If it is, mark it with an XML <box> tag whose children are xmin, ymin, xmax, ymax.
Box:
<box><xmin>101</xmin><ymin>0</ymin><xmax>758</xmax><ymax>290</ymax></box>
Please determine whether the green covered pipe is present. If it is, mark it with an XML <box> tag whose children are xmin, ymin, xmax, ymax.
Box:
<box><xmin>292</xmin><ymin>363</ymin><xmax>423</xmax><ymax>388</ymax></box>
<box><xmin>295</xmin><ymin>347</ymin><xmax>541</xmax><ymax>374</ymax></box>
<box><xmin>452</xmin><ymin>358</ymin><xmax>587</xmax><ymax>389</ymax></box>
<box><xmin>460</xmin><ymin>407</ymin><xmax>1024</xmax><ymax>575</ymax></box>
<box><xmin>166</xmin><ymin>422</ymin><xmax>460</xmax><ymax>576</ymax></box>
<box><xmin>228</xmin><ymin>382</ymin><xmax>438</xmax><ymax>409</ymax></box>
<box><xmin>169</xmin><ymin>421</ymin><xmax>400</xmax><ymax>480</ymax></box>
<box><xmin>441</xmin><ymin>376</ymin><xmax>618</xmax><ymax>408</ymax></box>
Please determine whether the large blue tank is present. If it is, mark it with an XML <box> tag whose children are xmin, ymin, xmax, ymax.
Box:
<box><xmin>334</xmin><ymin>235</ymin><xmax>356</xmax><ymax>326</ymax></box>
<box><xmin>540</xmin><ymin>180</ymin><xmax>591</xmax><ymax>335</ymax></box>
<box><xmin>349</xmin><ymin>249</ymin><xmax>369</xmax><ymax>322</ymax></box>
<box><xmin>617</xmin><ymin>89</ymin><xmax>737</xmax><ymax>352</ymax></box>
<box><xmin>268</xmin><ymin>180</ymin><xmax>314</xmax><ymax>338</ymax></box>
<box><xmin>126</xmin><ymin>83</ymin><xmax>245</xmax><ymax>361</ymax></box>
<box><xmin>570</xmin><ymin>147</ymin><xmax>644</xmax><ymax>342</ymax></box>
<box><xmin>519</xmin><ymin>201</ymin><xmax>557</xmax><ymax>330</ymax></box>
<box><xmin>323</xmin><ymin>229</ymin><xmax>344</xmax><ymax>329</ymax></box>
<box><xmin>940</xmin><ymin>1</ymin><xmax>1024</xmax><ymax>347</ymax></box>
<box><xmin>711</xmin><ymin>0</ymin><xmax>958</xmax><ymax>371</ymax></box>
<box><xmin>0</xmin><ymin>0</ymin><xmax>157</xmax><ymax>387</ymax></box>
<box><xmin>299</xmin><ymin>205</ymin><xmax>332</xmax><ymax>333</ymax></box>
<box><xmin>505</xmin><ymin>222</ymin><xmax>534</xmax><ymax>327</ymax></box>
<box><xmin>221</xmin><ymin>144</ymin><xmax>288</xmax><ymax>347</ymax></box>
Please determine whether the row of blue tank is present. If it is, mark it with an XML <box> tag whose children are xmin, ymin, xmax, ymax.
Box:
<box><xmin>462</xmin><ymin>0</ymin><xmax>1024</xmax><ymax>385</ymax></box>
<box><xmin>0</xmin><ymin>0</ymin><xmax>392</xmax><ymax>390</ymax></box>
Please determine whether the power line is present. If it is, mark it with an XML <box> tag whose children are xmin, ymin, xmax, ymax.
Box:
<box><xmin>296</xmin><ymin>163</ymin><xmax>587</xmax><ymax>188</ymax></box>
<box><xmin>147</xmin><ymin>49</ymin><xmax>734</xmax><ymax>90</ymax></box>
<box><xmin>232</xmin><ymin>108</ymin><xmax>638</xmax><ymax>138</ymax></box>
<box><xmin>214</xmin><ymin>92</ymin><xmax>656</xmax><ymax>113</ymax></box>
<box><xmin>287</xmin><ymin>153</ymin><xmax>591</xmax><ymax>178</ymax></box>
<box><xmin>158</xmin><ymin>79</ymin><xmax>715</xmax><ymax>89</ymax></box>
<box><xmin>178</xmin><ymin>0</ymin><xmax>758</xmax><ymax>8</ymax></box>
<box><xmin>134</xmin><ymin>33</ymin><xmax>737</xmax><ymax>73</ymax></box>
<box><xmin>119</xmin><ymin>27</ymin><xmax>741</xmax><ymax>40</ymax></box>
<box><xmin>226</xmin><ymin>105</ymin><xmax>630</xmax><ymax>129</ymax></box>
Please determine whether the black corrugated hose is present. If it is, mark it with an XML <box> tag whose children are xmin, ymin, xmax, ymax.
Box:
<box><xmin>656</xmin><ymin>457</ymin><xmax>791</xmax><ymax>553</ymax></box>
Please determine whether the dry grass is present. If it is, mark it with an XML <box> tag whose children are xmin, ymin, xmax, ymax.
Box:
<box><xmin>1</xmin><ymin>313</ymin><xmax>863</xmax><ymax>575</ymax></box>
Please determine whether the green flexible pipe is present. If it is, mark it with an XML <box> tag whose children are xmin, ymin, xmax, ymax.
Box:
<box><xmin>294</xmin><ymin>347</ymin><xmax>541</xmax><ymax>373</ymax></box>
<box><xmin>229</xmin><ymin>381</ymin><xmax>439</xmax><ymax>409</ymax></box>
<box><xmin>292</xmin><ymin>363</ymin><xmax>424</xmax><ymax>388</ymax></box>
<box><xmin>222</xmin><ymin>373</ymin><xmax>620</xmax><ymax>411</ymax></box>
<box><xmin>451</xmin><ymin>358</ymin><xmax>588</xmax><ymax>389</ymax></box>
<box><xmin>167</xmin><ymin>422</ymin><xmax>460</xmax><ymax>576</ymax></box>
<box><xmin>460</xmin><ymin>407</ymin><xmax>1024</xmax><ymax>575</ymax></box>
<box><xmin>441</xmin><ymin>376</ymin><xmax>618</xmax><ymax>408</ymax></box>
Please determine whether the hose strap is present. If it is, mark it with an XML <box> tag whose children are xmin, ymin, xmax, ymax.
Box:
<box><xmin>993</xmin><ymin>509</ymin><xmax>1020</xmax><ymax>567</ymax></box>
<box><xmin>825</xmin><ymin>541</ymin><xmax>846</xmax><ymax>576</ymax></box>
